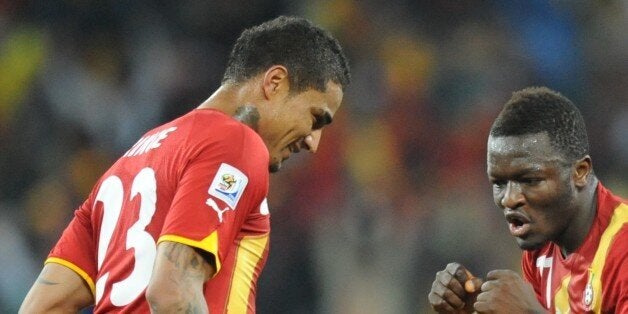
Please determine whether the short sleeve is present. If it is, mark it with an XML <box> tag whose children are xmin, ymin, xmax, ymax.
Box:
<box><xmin>157</xmin><ymin>122</ymin><xmax>268</xmax><ymax>274</ymax></box>
<box><xmin>47</xmin><ymin>200</ymin><xmax>97</xmax><ymax>295</ymax></box>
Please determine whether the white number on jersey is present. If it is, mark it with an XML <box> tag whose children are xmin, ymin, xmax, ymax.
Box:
<box><xmin>535</xmin><ymin>255</ymin><xmax>554</xmax><ymax>309</ymax></box>
<box><xmin>94</xmin><ymin>167</ymin><xmax>158</xmax><ymax>306</ymax></box>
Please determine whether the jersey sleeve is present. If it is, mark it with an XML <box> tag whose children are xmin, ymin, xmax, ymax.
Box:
<box><xmin>157</xmin><ymin>122</ymin><xmax>268</xmax><ymax>275</ymax></box>
<box><xmin>46</xmin><ymin>199</ymin><xmax>97</xmax><ymax>295</ymax></box>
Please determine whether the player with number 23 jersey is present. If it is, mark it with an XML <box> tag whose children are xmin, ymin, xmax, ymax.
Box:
<box><xmin>47</xmin><ymin>109</ymin><xmax>271</xmax><ymax>313</ymax></box>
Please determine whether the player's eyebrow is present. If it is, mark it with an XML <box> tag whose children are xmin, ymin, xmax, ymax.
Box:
<box><xmin>313</xmin><ymin>110</ymin><xmax>333</xmax><ymax>129</ymax></box>
<box><xmin>322</xmin><ymin>111</ymin><xmax>333</xmax><ymax>125</ymax></box>
<box><xmin>489</xmin><ymin>164</ymin><xmax>545</xmax><ymax>178</ymax></box>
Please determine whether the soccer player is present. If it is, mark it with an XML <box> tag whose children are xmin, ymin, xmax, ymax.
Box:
<box><xmin>20</xmin><ymin>16</ymin><xmax>350</xmax><ymax>313</ymax></box>
<box><xmin>428</xmin><ymin>87</ymin><xmax>627</xmax><ymax>313</ymax></box>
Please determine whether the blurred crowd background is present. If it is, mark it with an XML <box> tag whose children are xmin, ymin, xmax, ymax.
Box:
<box><xmin>1</xmin><ymin>0</ymin><xmax>626</xmax><ymax>313</ymax></box>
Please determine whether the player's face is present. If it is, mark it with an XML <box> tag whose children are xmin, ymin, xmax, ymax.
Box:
<box><xmin>264</xmin><ymin>81</ymin><xmax>343</xmax><ymax>173</ymax></box>
<box><xmin>487</xmin><ymin>133</ymin><xmax>578</xmax><ymax>251</ymax></box>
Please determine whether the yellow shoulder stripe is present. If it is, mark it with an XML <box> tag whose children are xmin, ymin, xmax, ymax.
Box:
<box><xmin>157</xmin><ymin>231</ymin><xmax>221</xmax><ymax>275</ymax></box>
<box><xmin>589</xmin><ymin>202</ymin><xmax>628</xmax><ymax>312</ymax></box>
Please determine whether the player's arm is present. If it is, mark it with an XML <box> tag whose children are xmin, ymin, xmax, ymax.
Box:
<box><xmin>19</xmin><ymin>263</ymin><xmax>93</xmax><ymax>313</ymax></box>
<box><xmin>146</xmin><ymin>241</ymin><xmax>216</xmax><ymax>313</ymax></box>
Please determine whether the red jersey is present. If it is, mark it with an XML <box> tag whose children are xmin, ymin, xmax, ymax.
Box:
<box><xmin>522</xmin><ymin>183</ymin><xmax>628</xmax><ymax>313</ymax></box>
<box><xmin>47</xmin><ymin>109</ymin><xmax>271</xmax><ymax>313</ymax></box>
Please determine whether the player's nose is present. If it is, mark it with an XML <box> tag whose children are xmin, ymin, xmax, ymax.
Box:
<box><xmin>501</xmin><ymin>181</ymin><xmax>525</xmax><ymax>209</ymax></box>
<box><xmin>302</xmin><ymin>131</ymin><xmax>322</xmax><ymax>153</ymax></box>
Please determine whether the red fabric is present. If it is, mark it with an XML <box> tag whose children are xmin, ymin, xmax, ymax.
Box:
<box><xmin>522</xmin><ymin>183</ymin><xmax>627</xmax><ymax>313</ymax></box>
<box><xmin>48</xmin><ymin>109</ymin><xmax>270</xmax><ymax>313</ymax></box>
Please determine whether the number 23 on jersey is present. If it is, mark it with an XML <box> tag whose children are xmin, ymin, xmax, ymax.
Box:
<box><xmin>94</xmin><ymin>167</ymin><xmax>158</xmax><ymax>306</ymax></box>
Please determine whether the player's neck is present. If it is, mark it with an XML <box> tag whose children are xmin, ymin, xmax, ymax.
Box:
<box><xmin>558</xmin><ymin>177</ymin><xmax>599</xmax><ymax>256</ymax></box>
<box><xmin>198</xmin><ymin>82</ymin><xmax>264</xmax><ymax>116</ymax></box>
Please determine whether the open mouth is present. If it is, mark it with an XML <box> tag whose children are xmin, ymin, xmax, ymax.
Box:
<box><xmin>509</xmin><ymin>216</ymin><xmax>525</xmax><ymax>227</ymax></box>
<box><xmin>288</xmin><ymin>144</ymin><xmax>300</xmax><ymax>153</ymax></box>
<box><xmin>287</xmin><ymin>141</ymin><xmax>302</xmax><ymax>154</ymax></box>
<box><xmin>505</xmin><ymin>213</ymin><xmax>531</xmax><ymax>237</ymax></box>
<box><xmin>281</xmin><ymin>143</ymin><xmax>299</xmax><ymax>161</ymax></box>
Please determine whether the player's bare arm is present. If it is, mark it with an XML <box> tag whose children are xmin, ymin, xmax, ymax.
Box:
<box><xmin>146</xmin><ymin>241</ymin><xmax>216</xmax><ymax>313</ymax></box>
<box><xmin>428</xmin><ymin>262</ymin><xmax>483</xmax><ymax>313</ymax></box>
<box><xmin>19</xmin><ymin>263</ymin><xmax>93</xmax><ymax>313</ymax></box>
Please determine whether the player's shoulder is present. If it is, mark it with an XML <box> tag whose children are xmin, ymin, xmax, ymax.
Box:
<box><xmin>597</xmin><ymin>225</ymin><xmax>628</xmax><ymax>288</ymax></box>
<box><xmin>181</xmin><ymin>109</ymin><xmax>269</xmax><ymax>168</ymax></box>
<box><xmin>186</xmin><ymin>109</ymin><xmax>263</xmax><ymax>144</ymax></box>
<box><xmin>605</xmin><ymin>196</ymin><xmax>628</xmax><ymax>247</ymax></box>
<box><xmin>606</xmin><ymin>220</ymin><xmax>628</xmax><ymax>256</ymax></box>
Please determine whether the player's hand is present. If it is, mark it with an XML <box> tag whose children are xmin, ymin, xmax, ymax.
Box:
<box><xmin>428</xmin><ymin>262</ymin><xmax>484</xmax><ymax>313</ymax></box>
<box><xmin>474</xmin><ymin>269</ymin><xmax>546</xmax><ymax>313</ymax></box>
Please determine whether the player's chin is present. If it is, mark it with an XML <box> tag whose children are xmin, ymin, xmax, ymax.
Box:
<box><xmin>516</xmin><ymin>236</ymin><xmax>546</xmax><ymax>251</ymax></box>
<box><xmin>269</xmin><ymin>160</ymin><xmax>282</xmax><ymax>173</ymax></box>
<box><xmin>269</xmin><ymin>153</ymin><xmax>291</xmax><ymax>173</ymax></box>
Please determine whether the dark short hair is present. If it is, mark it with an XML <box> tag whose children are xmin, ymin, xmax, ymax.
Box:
<box><xmin>222</xmin><ymin>16</ymin><xmax>351</xmax><ymax>93</ymax></box>
<box><xmin>490</xmin><ymin>86</ymin><xmax>589</xmax><ymax>161</ymax></box>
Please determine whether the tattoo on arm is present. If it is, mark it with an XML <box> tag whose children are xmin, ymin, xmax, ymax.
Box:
<box><xmin>36</xmin><ymin>267</ymin><xmax>60</xmax><ymax>285</ymax></box>
<box><xmin>162</xmin><ymin>243</ymin><xmax>207</xmax><ymax>275</ymax></box>
<box><xmin>150</xmin><ymin>301</ymin><xmax>204</xmax><ymax>314</ymax></box>
<box><xmin>152</xmin><ymin>243</ymin><xmax>211</xmax><ymax>313</ymax></box>
<box><xmin>36</xmin><ymin>278</ymin><xmax>60</xmax><ymax>285</ymax></box>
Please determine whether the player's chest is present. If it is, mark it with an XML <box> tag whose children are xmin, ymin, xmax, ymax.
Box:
<box><xmin>535</xmin><ymin>252</ymin><xmax>597</xmax><ymax>313</ymax></box>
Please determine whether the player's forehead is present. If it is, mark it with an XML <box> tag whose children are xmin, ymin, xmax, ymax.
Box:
<box><xmin>487</xmin><ymin>133</ymin><xmax>561</xmax><ymax>159</ymax></box>
<box><xmin>487</xmin><ymin>133</ymin><xmax>563</xmax><ymax>174</ymax></box>
<box><xmin>322</xmin><ymin>81</ymin><xmax>343</xmax><ymax>113</ymax></box>
<box><xmin>307</xmin><ymin>82</ymin><xmax>343</xmax><ymax>112</ymax></box>
<box><xmin>290</xmin><ymin>81</ymin><xmax>343</xmax><ymax>119</ymax></box>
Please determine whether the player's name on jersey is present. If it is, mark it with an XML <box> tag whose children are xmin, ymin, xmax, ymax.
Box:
<box><xmin>124</xmin><ymin>127</ymin><xmax>177</xmax><ymax>157</ymax></box>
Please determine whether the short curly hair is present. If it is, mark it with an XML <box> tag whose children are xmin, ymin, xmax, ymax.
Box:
<box><xmin>490</xmin><ymin>86</ymin><xmax>589</xmax><ymax>161</ymax></box>
<box><xmin>222</xmin><ymin>16</ymin><xmax>351</xmax><ymax>93</ymax></box>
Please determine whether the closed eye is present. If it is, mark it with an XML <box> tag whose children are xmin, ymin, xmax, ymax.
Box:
<box><xmin>520</xmin><ymin>177</ymin><xmax>543</xmax><ymax>186</ymax></box>
<box><xmin>492</xmin><ymin>181</ymin><xmax>506</xmax><ymax>190</ymax></box>
<box><xmin>312</xmin><ymin>111</ymin><xmax>332</xmax><ymax>130</ymax></box>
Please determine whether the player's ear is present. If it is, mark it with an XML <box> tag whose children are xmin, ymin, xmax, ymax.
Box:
<box><xmin>262</xmin><ymin>65</ymin><xmax>289</xmax><ymax>100</ymax></box>
<box><xmin>573</xmin><ymin>155</ymin><xmax>592</xmax><ymax>188</ymax></box>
